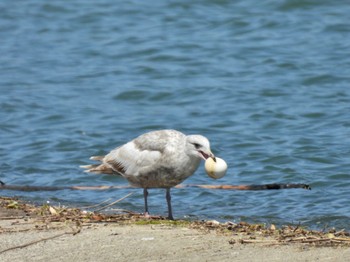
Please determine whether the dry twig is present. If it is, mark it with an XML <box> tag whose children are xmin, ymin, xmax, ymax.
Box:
<box><xmin>93</xmin><ymin>192</ymin><xmax>134</xmax><ymax>212</ymax></box>
<box><xmin>0</xmin><ymin>229</ymin><xmax>80</xmax><ymax>254</ymax></box>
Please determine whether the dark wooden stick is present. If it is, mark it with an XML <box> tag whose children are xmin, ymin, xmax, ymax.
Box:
<box><xmin>0</xmin><ymin>180</ymin><xmax>311</xmax><ymax>192</ymax></box>
<box><xmin>177</xmin><ymin>184</ymin><xmax>311</xmax><ymax>190</ymax></box>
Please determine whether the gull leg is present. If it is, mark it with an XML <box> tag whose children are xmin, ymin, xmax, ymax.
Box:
<box><xmin>166</xmin><ymin>188</ymin><xmax>174</xmax><ymax>220</ymax></box>
<box><xmin>143</xmin><ymin>188</ymin><xmax>150</xmax><ymax>217</ymax></box>
<box><xmin>143</xmin><ymin>188</ymin><xmax>164</xmax><ymax>219</ymax></box>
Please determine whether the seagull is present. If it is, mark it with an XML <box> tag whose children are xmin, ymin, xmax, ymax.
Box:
<box><xmin>80</xmin><ymin>129</ymin><xmax>216</xmax><ymax>220</ymax></box>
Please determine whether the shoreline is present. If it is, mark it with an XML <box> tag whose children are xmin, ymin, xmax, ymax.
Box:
<box><xmin>1</xmin><ymin>197</ymin><xmax>349</xmax><ymax>261</ymax></box>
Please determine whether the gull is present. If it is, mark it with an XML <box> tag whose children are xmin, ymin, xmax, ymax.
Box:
<box><xmin>80</xmin><ymin>129</ymin><xmax>216</xmax><ymax>220</ymax></box>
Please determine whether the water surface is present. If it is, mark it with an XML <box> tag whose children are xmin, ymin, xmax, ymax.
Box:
<box><xmin>1</xmin><ymin>0</ymin><xmax>350</xmax><ymax>230</ymax></box>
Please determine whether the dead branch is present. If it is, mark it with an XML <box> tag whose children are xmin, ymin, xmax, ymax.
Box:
<box><xmin>177</xmin><ymin>183</ymin><xmax>311</xmax><ymax>190</ymax></box>
<box><xmin>0</xmin><ymin>180</ymin><xmax>311</xmax><ymax>192</ymax></box>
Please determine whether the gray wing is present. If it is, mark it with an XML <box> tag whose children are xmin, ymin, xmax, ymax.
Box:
<box><xmin>104</xmin><ymin>130</ymin><xmax>184</xmax><ymax>175</ymax></box>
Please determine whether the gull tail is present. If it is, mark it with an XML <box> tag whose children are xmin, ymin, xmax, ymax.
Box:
<box><xmin>90</xmin><ymin>156</ymin><xmax>104</xmax><ymax>161</ymax></box>
<box><xmin>80</xmin><ymin>155</ymin><xmax>115</xmax><ymax>174</ymax></box>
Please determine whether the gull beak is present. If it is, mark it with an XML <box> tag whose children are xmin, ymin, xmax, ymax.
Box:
<box><xmin>208</xmin><ymin>151</ymin><xmax>216</xmax><ymax>162</ymax></box>
<box><xmin>199</xmin><ymin>150</ymin><xmax>216</xmax><ymax>162</ymax></box>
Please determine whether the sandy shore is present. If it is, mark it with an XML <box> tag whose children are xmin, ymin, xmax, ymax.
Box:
<box><xmin>0</xmin><ymin>198</ymin><xmax>349</xmax><ymax>262</ymax></box>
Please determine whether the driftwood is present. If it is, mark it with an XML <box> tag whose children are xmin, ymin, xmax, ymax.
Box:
<box><xmin>0</xmin><ymin>180</ymin><xmax>310</xmax><ymax>192</ymax></box>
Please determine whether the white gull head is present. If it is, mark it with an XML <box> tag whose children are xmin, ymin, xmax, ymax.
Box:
<box><xmin>186</xmin><ymin>135</ymin><xmax>215</xmax><ymax>161</ymax></box>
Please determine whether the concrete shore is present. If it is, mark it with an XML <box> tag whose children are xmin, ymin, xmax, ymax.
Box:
<box><xmin>0</xmin><ymin>199</ymin><xmax>349</xmax><ymax>262</ymax></box>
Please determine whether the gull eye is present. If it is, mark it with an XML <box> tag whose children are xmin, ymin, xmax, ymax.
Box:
<box><xmin>193</xmin><ymin>143</ymin><xmax>201</xmax><ymax>149</ymax></box>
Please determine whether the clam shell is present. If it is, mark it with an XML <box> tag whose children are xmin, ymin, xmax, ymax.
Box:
<box><xmin>205</xmin><ymin>157</ymin><xmax>227</xmax><ymax>179</ymax></box>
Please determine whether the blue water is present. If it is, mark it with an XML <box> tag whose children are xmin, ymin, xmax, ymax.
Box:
<box><xmin>1</xmin><ymin>0</ymin><xmax>350</xmax><ymax>230</ymax></box>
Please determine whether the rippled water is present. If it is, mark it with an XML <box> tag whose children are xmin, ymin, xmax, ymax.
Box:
<box><xmin>1</xmin><ymin>0</ymin><xmax>350</xmax><ymax>230</ymax></box>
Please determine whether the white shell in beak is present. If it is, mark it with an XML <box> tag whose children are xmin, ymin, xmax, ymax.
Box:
<box><xmin>205</xmin><ymin>157</ymin><xmax>227</xmax><ymax>179</ymax></box>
